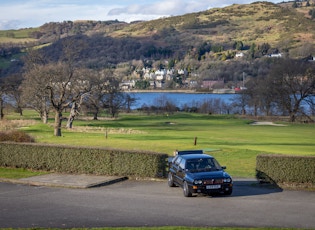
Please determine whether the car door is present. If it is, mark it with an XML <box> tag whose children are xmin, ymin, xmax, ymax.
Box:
<box><xmin>174</xmin><ymin>158</ymin><xmax>186</xmax><ymax>187</ymax></box>
<box><xmin>172</xmin><ymin>157</ymin><xmax>184</xmax><ymax>186</ymax></box>
<box><xmin>174</xmin><ymin>157</ymin><xmax>186</xmax><ymax>186</ymax></box>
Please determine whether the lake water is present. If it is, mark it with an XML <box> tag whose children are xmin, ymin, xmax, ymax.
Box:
<box><xmin>127</xmin><ymin>92</ymin><xmax>236</xmax><ymax>109</ymax></box>
<box><xmin>126</xmin><ymin>92</ymin><xmax>315</xmax><ymax>115</ymax></box>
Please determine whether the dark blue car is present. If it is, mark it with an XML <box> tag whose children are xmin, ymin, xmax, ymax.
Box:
<box><xmin>168</xmin><ymin>150</ymin><xmax>233</xmax><ymax>197</ymax></box>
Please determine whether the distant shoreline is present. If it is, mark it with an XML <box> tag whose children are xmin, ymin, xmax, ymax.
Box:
<box><xmin>125</xmin><ymin>89</ymin><xmax>236</xmax><ymax>94</ymax></box>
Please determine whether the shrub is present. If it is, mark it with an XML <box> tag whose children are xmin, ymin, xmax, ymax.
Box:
<box><xmin>0</xmin><ymin>143</ymin><xmax>168</xmax><ymax>178</ymax></box>
<box><xmin>256</xmin><ymin>154</ymin><xmax>315</xmax><ymax>188</ymax></box>
<box><xmin>0</xmin><ymin>130</ymin><xmax>35</xmax><ymax>143</ymax></box>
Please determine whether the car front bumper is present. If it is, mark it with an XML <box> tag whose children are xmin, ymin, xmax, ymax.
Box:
<box><xmin>191</xmin><ymin>183</ymin><xmax>233</xmax><ymax>194</ymax></box>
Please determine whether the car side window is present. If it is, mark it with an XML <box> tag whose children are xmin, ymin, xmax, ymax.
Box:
<box><xmin>179</xmin><ymin>159</ymin><xmax>186</xmax><ymax>170</ymax></box>
<box><xmin>212</xmin><ymin>158</ymin><xmax>222</xmax><ymax>169</ymax></box>
<box><xmin>174</xmin><ymin>156</ymin><xmax>182</xmax><ymax>166</ymax></box>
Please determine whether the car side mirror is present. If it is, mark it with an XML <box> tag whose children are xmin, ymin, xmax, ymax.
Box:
<box><xmin>221</xmin><ymin>166</ymin><xmax>226</xmax><ymax>170</ymax></box>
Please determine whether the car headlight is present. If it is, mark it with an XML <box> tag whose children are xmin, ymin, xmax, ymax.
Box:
<box><xmin>193</xmin><ymin>180</ymin><xmax>203</xmax><ymax>185</ymax></box>
<box><xmin>223</xmin><ymin>178</ymin><xmax>232</xmax><ymax>183</ymax></box>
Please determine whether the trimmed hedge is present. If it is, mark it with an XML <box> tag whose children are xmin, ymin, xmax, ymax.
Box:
<box><xmin>0</xmin><ymin>142</ymin><xmax>168</xmax><ymax>178</ymax></box>
<box><xmin>256</xmin><ymin>154</ymin><xmax>315</xmax><ymax>185</ymax></box>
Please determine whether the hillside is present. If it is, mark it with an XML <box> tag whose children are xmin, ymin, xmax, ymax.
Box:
<box><xmin>1</xmin><ymin>2</ymin><xmax>315</xmax><ymax>48</ymax></box>
<box><xmin>110</xmin><ymin>1</ymin><xmax>315</xmax><ymax>48</ymax></box>
<box><xmin>1</xmin><ymin>1</ymin><xmax>315</xmax><ymax>78</ymax></box>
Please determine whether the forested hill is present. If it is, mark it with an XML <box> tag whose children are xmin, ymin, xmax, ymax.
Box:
<box><xmin>1</xmin><ymin>1</ymin><xmax>315</xmax><ymax>75</ymax></box>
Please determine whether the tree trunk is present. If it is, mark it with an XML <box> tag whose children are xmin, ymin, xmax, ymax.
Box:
<box><xmin>42</xmin><ymin>110</ymin><xmax>48</xmax><ymax>124</ymax></box>
<box><xmin>41</xmin><ymin>100</ymin><xmax>49</xmax><ymax>124</ymax></box>
<box><xmin>66</xmin><ymin>102</ymin><xmax>79</xmax><ymax>129</ymax></box>
<box><xmin>54</xmin><ymin>111</ymin><xmax>62</xmax><ymax>136</ymax></box>
<box><xmin>254</xmin><ymin>104</ymin><xmax>258</xmax><ymax>117</ymax></box>
<box><xmin>265</xmin><ymin>104</ymin><xmax>271</xmax><ymax>116</ymax></box>
<box><xmin>289</xmin><ymin>113</ymin><xmax>296</xmax><ymax>122</ymax></box>
<box><xmin>289</xmin><ymin>101</ymin><xmax>301</xmax><ymax>122</ymax></box>
<box><xmin>93</xmin><ymin>109</ymin><xmax>99</xmax><ymax>120</ymax></box>
<box><xmin>17</xmin><ymin>106</ymin><xmax>23</xmax><ymax>116</ymax></box>
<box><xmin>241</xmin><ymin>107</ymin><xmax>246</xmax><ymax>115</ymax></box>
<box><xmin>0</xmin><ymin>98</ymin><xmax>4</xmax><ymax>120</ymax></box>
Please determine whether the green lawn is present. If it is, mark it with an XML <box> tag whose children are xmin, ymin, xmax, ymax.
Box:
<box><xmin>55</xmin><ymin>228</ymin><xmax>309</xmax><ymax>230</ymax></box>
<box><xmin>11</xmin><ymin>112</ymin><xmax>314</xmax><ymax>178</ymax></box>
<box><xmin>0</xmin><ymin>167</ymin><xmax>48</xmax><ymax>179</ymax></box>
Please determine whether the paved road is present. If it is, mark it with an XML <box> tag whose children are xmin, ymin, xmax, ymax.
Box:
<box><xmin>0</xmin><ymin>179</ymin><xmax>314</xmax><ymax>228</ymax></box>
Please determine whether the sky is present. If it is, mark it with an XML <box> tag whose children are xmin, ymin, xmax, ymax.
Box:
<box><xmin>0</xmin><ymin>0</ymin><xmax>282</xmax><ymax>30</ymax></box>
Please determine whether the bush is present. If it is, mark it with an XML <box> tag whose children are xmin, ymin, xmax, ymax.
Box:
<box><xmin>0</xmin><ymin>143</ymin><xmax>168</xmax><ymax>178</ymax></box>
<box><xmin>0</xmin><ymin>130</ymin><xmax>35</xmax><ymax>143</ymax></box>
<box><xmin>256</xmin><ymin>154</ymin><xmax>315</xmax><ymax>188</ymax></box>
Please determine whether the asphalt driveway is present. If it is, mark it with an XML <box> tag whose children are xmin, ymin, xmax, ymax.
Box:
<box><xmin>0</xmin><ymin>178</ymin><xmax>314</xmax><ymax>228</ymax></box>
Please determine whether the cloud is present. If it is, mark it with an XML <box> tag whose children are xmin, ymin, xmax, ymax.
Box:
<box><xmin>0</xmin><ymin>1</ymin><xmax>115</xmax><ymax>29</ymax></box>
<box><xmin>0</xmin><ymin>20</ymin><xmax>21</xmax><ymax>30</ymax></box>
<box><xmin>108</xmin><ymin>0</ymin><xmax>211</xmax><ymax>17</ymax></box>
<box><xmin>106</xmin><ymin>0</ymin><xmax>219</xmax><ymax>23</ymax></box>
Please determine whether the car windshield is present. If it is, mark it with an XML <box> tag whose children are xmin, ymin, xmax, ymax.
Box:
<box><xmin>185</xmin><ymin>158</ymin><xmax>222</xmax><ymax>172</ymax></box>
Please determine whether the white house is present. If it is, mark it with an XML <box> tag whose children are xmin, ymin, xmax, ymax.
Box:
<box><xmin>268</xmin><ymin>53</ymin><xmax>282</xmax><ymax>58</ymax></box>
<box><xmin>120</xmin><ymin>80</ymin><xmax>136</xmax><ymax>90</ymax></box>
<box><xmin>178</xmin><ymin>69</ymin><xmax>186</xmax><ymax>75</ymax></box>
<box><xmin>155</xmin><ymin>74</ymin><xmax>164</xmax><ymax>81</ymax></box>
<box><xmin>235</xmin><ymin>52</ymin><xmax>244</xmax><ymax>58</ymax></box>
<box><xmin>143</xmin><ymin>72</ymin><xmax>155</xmax><ymax>80</ymax></box>
<box><xmin>167</xmin><ymin>69</ymin><xmax>175</xmax><ymax>75</ymax></box>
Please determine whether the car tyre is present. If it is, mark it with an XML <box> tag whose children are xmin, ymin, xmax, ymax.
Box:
<box><xmin>224</xmin><ymin>189</ymin><xmax>233</xmax><ymax>195</ymax></box>
<box><xmin>168</xmin><ymin>172</ymin><xmax>175</xmax><ymax>187</ymax></box>
<box><xmin>183</xmin><ymin>181</ymin><xmax>192</xmax><ymax>197</ymax></box>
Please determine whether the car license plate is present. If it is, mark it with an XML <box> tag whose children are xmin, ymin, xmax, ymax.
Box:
<box><xmin>206</xmin><ymin>185</ymin><xmax>221</xmax><ymax>189</ymax></box>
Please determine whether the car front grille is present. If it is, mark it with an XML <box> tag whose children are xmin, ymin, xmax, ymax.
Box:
<box><xmin>203</xmin><ymin>179</ymin><xmax>223</xmax><ymax>185</ymax></box>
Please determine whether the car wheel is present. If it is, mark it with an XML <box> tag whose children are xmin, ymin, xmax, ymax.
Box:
<box><xmin>224</xmin><ymin>189</ymin><xmax>233</xmax><ymax>195</ymax></box>
<box><xmin>183</xmin><ymin>181</ymin><xmax>192</xmax><ymax>197</ymax></box>
<box><xmin>168</xmin><ymin>172</ymin><xmax>175</xmax><ymax>187</ymax></box>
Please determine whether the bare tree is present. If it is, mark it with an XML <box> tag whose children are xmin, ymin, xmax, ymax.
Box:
<box><xmin>22</xmin><ymin>38</ymin><xmax>90</xmax><ymax>136</ymax></box>
<box><xmin>125</xmin><ymin>93</ymin><xmax>137</xmax><ymax>113</ymax></box>
<box><xmin>102</xmin><ymin>76</ymin><xmax>125</xmax><ymax>118</ymax></box>
<box><xmin>244</xmin><ymin>76</ymin><xmax>275</xmax><ymax>116</ymax></box>
<box><xmin>82</xmin><ymin>69</ymin><xmax>133</xmax><ymax>119</ymax></box>
<box><xmin>65</xmin><ymin>69</ymin><xmax>93</xmax><ymax>129</ymax></box>
<box><xmin>83</xmin><ymin>69</ymin><xmax>113</xmax><ymax>120</ymax></box>
<box><xmin>22</xmin><ymin>65</ymin><xmax>51</xmax><ymax>123</ymax></box>
<box><xmin>66</xmin><ymin>92</ymin><xmax>88</xmax><ymax>129</ymax></box>
<box><xmin>198</xmin><ymin>98</ymin><xmax>228</xmax><ymax>114</ymax></box>
<box><xmin>45</xmin><ymin>63</ymin><xmax>91</xmax><ymax>136</ymax></box>
<box><xmin>0</xmin><ymin>77</ymin><xmax>5</xmax><ymax>120</ymax></box>
<box><xmin>153</xmin><ymin>95</ymin><xmax>177</xmax><ymax>114</ymax></box>
<box><xmin>242</xmin><ymin>78</ymin><xmax>259</xmax><ymax>116</ymax></box>
<box><xmin>269</xmin><ymin>59</ymin><xmax>315</xmax><ymax>122</ymax></box>
<box><xmin>4</xmin><ymin>73</ymin><xmax>24</xmax><ymax>116</ymax></box>
<box><xmin>21</xmin><ymin>49</ymin><xmax>51</xmax><ymax>123</ymax></box>
<box><xmin>0</xmin><ymin>73</ymin><xmax>26</xmax><ymax>119</ymax></box>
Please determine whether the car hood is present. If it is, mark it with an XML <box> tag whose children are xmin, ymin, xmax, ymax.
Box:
<box><xmin>186</xmin><ymin>170</ymin><xmax>231</xmax><ymax>180</ymax></box>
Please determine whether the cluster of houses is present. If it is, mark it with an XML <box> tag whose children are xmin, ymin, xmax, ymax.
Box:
<box><xmin>235</xmin><ymin>52</ymin><xmax>283</xmax><ymax>58</ymax></box>
<box><xmin>119</xmin><ymin>67</ymin><xmax>229</xmax><ymax>91</ymax></box>
<box><xmin>119</xmin><ymin>52</ymin><xmax>315</xmax><ymax>91</ymax></box>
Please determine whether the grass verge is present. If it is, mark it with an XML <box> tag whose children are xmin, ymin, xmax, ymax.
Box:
<box><xmin>0</xmin><ymin>167</ymin><xmax>48</xmax><ymax>179</ymax></box>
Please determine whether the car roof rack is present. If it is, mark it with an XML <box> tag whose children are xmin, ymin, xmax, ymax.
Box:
<box><xmin>175</xmin><ymin>150</ymin><xmax>204</xmax><ymax>155</ymax></box>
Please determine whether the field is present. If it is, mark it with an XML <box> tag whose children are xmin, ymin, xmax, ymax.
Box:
<box><xmin>2</xmin><ymin>110</ymin><xmax>314</xmax><ymax>178</ymax></box>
